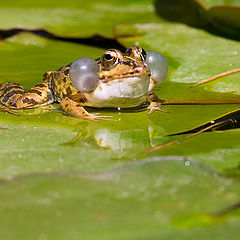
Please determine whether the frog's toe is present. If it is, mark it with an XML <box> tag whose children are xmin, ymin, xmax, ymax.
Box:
<box><xmin>85</xmin><ymin>113</ymin><xmax>113</xmax><ymax>121</ymax></box>
<box><xmin>147</xmin><ymin>103</ymin><xmax>168</xmax><ymax>114</ymax></box>
<box><xmin>60</xmin><ymin>97</ymin><xmax>113</xmax><ymax>120</ymax></box>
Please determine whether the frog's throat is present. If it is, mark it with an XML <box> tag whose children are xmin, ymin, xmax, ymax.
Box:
<box><xmin>84</xmin><ymin>75</ymin><xmax>150</xmax><ymax>108</ymax></box>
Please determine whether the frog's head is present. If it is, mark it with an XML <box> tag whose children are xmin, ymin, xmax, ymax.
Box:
<box><xmin>69</xmin><ymin>47</ymin><xmax>168</xmax><ymax>107</ymax></box>
<box><xmin>97</xmin><ymin>47</ymin><xmax>150</xmax><ymax>82</ymax></box>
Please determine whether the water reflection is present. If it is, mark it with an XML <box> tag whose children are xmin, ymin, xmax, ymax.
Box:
<box><xmin>0</xmin><ymin>106</ymin><xmax>169</xmax><ymax>159</ymax></box>
<box><xmin>59</xmin><ymin>111</ymin><xmax>167</xmax><ymax>158</ymax></box>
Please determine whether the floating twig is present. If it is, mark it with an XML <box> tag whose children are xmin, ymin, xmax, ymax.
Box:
<box><xmin>189</xmin><ymin>68</ymin><xmax>240</xmax><ymax>88</ymax></box>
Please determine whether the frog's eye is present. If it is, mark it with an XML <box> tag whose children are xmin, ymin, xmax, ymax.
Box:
<box><xmin>101</xmin><ymin>50</ymin><xmax>119</xmax><ymax>69</ymax></box>
<box><xmin>103</xmin><ymin>53</ymin><xmax>114</xmax><ymax>61</ymax></box>
<box><xmin>124</xmin><ymin>48</ymin><xmax>133</xmax><ymax>56</ymax></box>
<box><xmin>69</xmin><ymin>57</ymin><xmax>99</xmax><ymax>93</ymax></box>
<box><xmin>145</xmin><ymin>51</ymin><xmax>168</xmax><ymax>84</ymax></box>
<box><xmin>125</xmin><ymin>47</ymin><xmax>146</xmax><ymax>62</ymax></box>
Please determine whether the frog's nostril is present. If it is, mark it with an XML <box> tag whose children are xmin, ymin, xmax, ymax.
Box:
<box><xmin>69</xmin><ymin>57</ymin><xmax>99</xmax><ymax>93</ymax></box>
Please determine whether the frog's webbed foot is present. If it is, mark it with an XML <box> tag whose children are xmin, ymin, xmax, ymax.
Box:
<box><xmin>147</xmin><ymin>92</ymin><xmax>168</xmax><ymax>114</ymax></box>
<box><xmin>59</xmin><ymin>96</ymin><xmax>112</xmax><ymax>121</ymax></box>
<box><xmin>84</xmin><ymin>113</ymin><xmax>112</xmax><ymax>121</ymax></box>
<box><xmin>147</xmin><ymin>102</ymin><xmax>168</xmax><ymax>114</ymax></box>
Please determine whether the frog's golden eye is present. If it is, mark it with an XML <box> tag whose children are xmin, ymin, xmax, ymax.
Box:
<box><xmin>101</xmin><ymin>50</ymin><xmax>119</xmax><ymax>69</ymax></box>
<box><xmin>103</xmin><ymin>52</ymin><xmax>117</xmax><ymax>63</ymax></box>
<box><xmin>104</xmin><ymin>54</ymin><xmax>114</xmax><ymax>61</ymax></box>
<box><xmin>125</xmin><ymin>47</ymin><xmax>146</xmax><ymax>61</ymax></box>
<box><xmin>124</xmin><ymin>48</ymin><xmax>133</xmax><ymax>56</ymax></box>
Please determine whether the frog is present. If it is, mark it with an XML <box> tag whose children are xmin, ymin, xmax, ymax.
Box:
<box><xmin>0</xmin><ymin>47</ymin><xmax>168</xmax><ymax>120</ymax></box>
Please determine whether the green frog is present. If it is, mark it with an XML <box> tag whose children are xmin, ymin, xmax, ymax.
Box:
<box><xmin>0</xmin><ymin>47</ymin><xmax>168</xmax><ymax>120</ymax></box>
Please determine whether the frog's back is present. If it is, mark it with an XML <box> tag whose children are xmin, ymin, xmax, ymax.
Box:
<box><xmin>43</xmin><ymin>64</ymin><xmax>78</xmax><ymax>102</ymax></box>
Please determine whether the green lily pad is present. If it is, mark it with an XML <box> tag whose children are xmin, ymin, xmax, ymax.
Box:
<box><xmin>0</xmin><ymin>104</ymin><xmax>239</xmax><ymax>177</ymax></box>
<box><xmin>1</xmin><ymin>32</ymin><xmax>240</xmax><ymax>239</ymax></box>
<box><xmin>208</xmin><ymin>5</ymin><xmax>240</xmax><ymax>37</ymax></box>
<box><xmin>0</xmin><ymin>32</ymin><xmax>104</xmax><ymax>89</ymax></box>
<box><xmin>154</xmin><ymin>0</ymin><xmax>240</xmax><ymax>39</ymax></box>
<box><xmin>0</xmin><ymin>32</ymin><xmax>240</xmax><ymax>176</ymax></box>
<box><xmin>115</xmin><ymin>22</ymin><xmax>240</xmax><ymax>103</ymax></box>
<box><xmin>0</xmin><ymin>160</ymin><xmax>240</xmax><ymax>240</ymax></box>
<box><xmin>154</xmin><ymin>0</ymin><xmax>209</xmax><ymax>27</ymax></box>
<box><xmin>199</xmin><ymin>0</ymin><xmax>240</xmax><ymax>8</ymax></box>
<box><xmin>0</xmin><ymin>0</ymin><xmax>162</xmax><ymax>38</ymax></box>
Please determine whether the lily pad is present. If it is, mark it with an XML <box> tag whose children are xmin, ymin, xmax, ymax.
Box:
<box><xmin>199</xmin><ymin>0</ymin><xmax>240</xmax><ymax>8</ymax></box>
<box><xmin>0</xmin><ymin>0</ymin><xmax>162</xmax><ymax>38</ymax></box>
<box><xmin>0</xmin><ymin>160</ymin><xmax>240</xmax><ymax>240</ymax></box>
<box><xmin>154</xmin><ymin>0</ymin><xmax>209</xmax><ymax>28</ymax></box>
<box><xmin>1</xmin><ymin>32</ymin><xmax>240</xmax><ymax>239</ymax></box>
<box><xmin>0</xmin><ymin>32</ymin><xmax>104</xmax><ymax>89</ymax></box>
<box><xmin>0</xmin><ymin>32</ymin><xmax>240</xmax><ymax>176</ymax></box>
<box><xmin>115</xmin><ymin>22</ymin><xmax>240</xmax><ymax>103</ymax></box>
<box><xmin>208</xmin><ymin>5</ymin><xmax>240</xmax><ymax>38</ymax></box>
<box><xmin>154</xmin><ymin>0</ymin><xmax>240</xmax><ymax>39</ymax></box>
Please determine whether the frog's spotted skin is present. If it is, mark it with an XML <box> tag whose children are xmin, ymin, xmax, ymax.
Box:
<box><xmin>0</xmin><ymin>47</ymin><xmax>166</xmax><ymax>120</ymax></box>
<box><xmin>0</xmin><ymin>81</ymin><xmax>53</xmax><ymax>109</ymax></box>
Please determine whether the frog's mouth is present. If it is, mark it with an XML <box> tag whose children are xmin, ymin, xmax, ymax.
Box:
<box><xmin>99</xmin><ymin>73</ymin><xmax>147</xmax><ymax>83</ymax></box>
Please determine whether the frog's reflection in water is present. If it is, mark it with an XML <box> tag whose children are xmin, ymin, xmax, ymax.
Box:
<box><xmin>60</xmin><ymin>111</ymin><xmax>167</xmax><ymax>158</ymax></box>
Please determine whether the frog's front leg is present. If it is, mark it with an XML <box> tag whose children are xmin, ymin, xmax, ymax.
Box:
<box><xmin>59</xmin><ymin>94</ymin><xmax>110</xmax><ymax>120</ymax></box>
<box><xmin>147</xmin><ymin>92</ymin><xmax>167</xmax><ymax>114</ymax></box>
<box><xmin>0</xmin><ymin>81</ymin><xmax>54</xmax><ymax>110</ymax></box>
